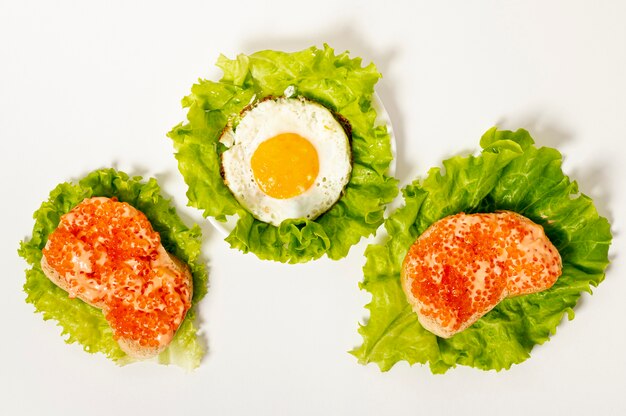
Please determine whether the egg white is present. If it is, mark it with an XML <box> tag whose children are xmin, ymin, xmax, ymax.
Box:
<box><xmin>220</xmin><ymin>97</ymin><xmax>352</xmax><ymax>226</ymax></box>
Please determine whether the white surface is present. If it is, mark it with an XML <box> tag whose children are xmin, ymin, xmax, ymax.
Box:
<box><xmin>1</xmin><ymin>1</ymin><xmax>624</xmax><ymax>415</ymax></box>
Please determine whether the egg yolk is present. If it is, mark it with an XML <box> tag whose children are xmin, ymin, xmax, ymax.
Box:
<box><xmin>251</xmin><ymin>133</ymin><xmax>319</xmax><ymax>199</ymax></box>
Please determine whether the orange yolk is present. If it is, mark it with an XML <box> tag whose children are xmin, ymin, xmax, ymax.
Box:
<box><xmin>250</xmin><ymin>133</ymin><xmax>319</xmax><ymax>199</ymax></box>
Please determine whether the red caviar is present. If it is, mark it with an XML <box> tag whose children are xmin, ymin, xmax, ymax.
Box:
<box><xmin>402</xmin><ymin>211</ymin><xmax>561</xmax><ymax>336</ymax></box>
<box><xmin>42</xmin><ymin>197</ymin><xmax>191</xmax><ymax>349</ymax></box>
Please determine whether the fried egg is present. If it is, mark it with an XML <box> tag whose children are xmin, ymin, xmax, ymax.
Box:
<box><xmin>220</xmin><ymin>97</ymin><xmax>352</xmax><ymax>226</ymax></box>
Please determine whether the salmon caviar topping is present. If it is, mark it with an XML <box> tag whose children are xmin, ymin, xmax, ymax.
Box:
<box><xmin>401</xmin><ymin>211</ymin><xmax>562</xmax><ymax>338</ymax></box>
<box><xmin>42</xmin><ymin>197</ymin><xmax>192</xmax><ymax>351</ymax></box>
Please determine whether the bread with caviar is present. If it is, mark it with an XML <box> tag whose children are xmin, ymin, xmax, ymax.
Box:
<box><xmin>401</xmin><ymin>211</ymin><xmax>562</xmax><ymax>338</ymax></box>
<box><xmin>40</xmin><ymin>197</ymin><xmax>193</xmax><ymax>359</ymax></box>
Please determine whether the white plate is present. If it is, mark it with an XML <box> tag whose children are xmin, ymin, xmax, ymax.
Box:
<box><xmin>208</xmin><ymin>92</ymin><xmax>397</xmax><ymax>236</ymax></box>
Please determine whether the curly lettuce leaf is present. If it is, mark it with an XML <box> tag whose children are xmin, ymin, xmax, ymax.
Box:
<box><xmin>18</xmin><ymin>169</ymin><xmax>208</xmax><ymax>369</ymax></box>
<box><xmin>168</xmin><ymin>45</ymin><xmax>398</xmax><ymax>263</ymax></box>
<box><xmin>352</xmin><ymin>128</ymin><xmax>612</xmax><ymax>373</ymax></box>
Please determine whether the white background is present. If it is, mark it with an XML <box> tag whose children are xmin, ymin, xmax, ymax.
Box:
<box><xmin>1</xmin><ymin>1</ymin><xmax>625</xmax><ymax>415</ymax></box>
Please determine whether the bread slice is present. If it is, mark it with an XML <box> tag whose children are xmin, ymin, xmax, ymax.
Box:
<box><xmin>401</xmin><ymin>211</ymin><xmax>562</xmax><ymax>338</ymax></box>
<box><xmin>40</xmin><ymin>197</ymin><xmax>193</xmax><ymax>359</ymax></box>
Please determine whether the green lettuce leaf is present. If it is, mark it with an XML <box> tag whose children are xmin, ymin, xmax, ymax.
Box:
<box><xmin>18</xmin><ymin>169</ymin><xmax>208</xmax><ymax>369</ymax></box>
<box><xmin>352</xmin><ymin>127</ymin><xmax>612</xmax><ymax>373</ymax></box>
<box><xmin>168</xmin><ymin>45</ymin><xmax>398</xmax><ymax>263</ymax></box>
